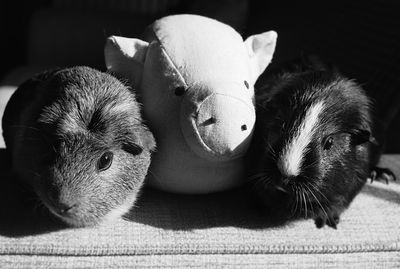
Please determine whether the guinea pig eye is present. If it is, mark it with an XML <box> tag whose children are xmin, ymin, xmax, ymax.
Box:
<box><xmin>97</xmin><ymin>151</ymin><xmax>114</xmax><ymax>172</ymax></box>
<box><xmin>323</xmin><ymin>136</ymin><xmax>334</xmax><ymax>150</ymax></box>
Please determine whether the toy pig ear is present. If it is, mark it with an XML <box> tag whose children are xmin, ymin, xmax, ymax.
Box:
<box><xmin>104</xmin><ymin>35</ymin><xmax>149</xmax><ymax>86</ymax></box>
<box><xmin>244</xmin><ymin>31</ymin><xmax>277</xmax><ymax>83</ymax></box>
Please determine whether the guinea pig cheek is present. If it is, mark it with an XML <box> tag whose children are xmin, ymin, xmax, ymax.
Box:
<box><xmin>321</xmin><ymin>133</ymin><xmax>351</xmax><ymax>161</ymax></box>
<box><xmin>319</xmin><ymin>133</ymin><xmax>352</xmax><ymax>181</ymax></box>
<box><xmin>45</xmin><ymin>155</ymin><xmax>128</xmax><ymax>227</ymax></box>
<box><xmin>99</xmin><ymin>151</ymin><xmax>151</xmax><ymax>222</ymax></box>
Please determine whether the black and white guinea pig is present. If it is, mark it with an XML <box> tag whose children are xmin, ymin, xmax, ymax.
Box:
<box><xmin>246</xmin><ymin>57</ymin><xmax>394</xmax><ymax>229</ymax></box>
<box><xmin>2</xmin><ymin>66</ymin><xmax>156</xmax><ymax>227</ymax></box>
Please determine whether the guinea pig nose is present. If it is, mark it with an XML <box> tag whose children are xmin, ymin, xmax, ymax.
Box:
<box><xmin>57</xmin><ymin>202</ymin><xmax>77</xmax><ymax>215</ymax></box>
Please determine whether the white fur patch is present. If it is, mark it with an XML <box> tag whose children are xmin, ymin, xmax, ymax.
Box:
<box><xmin>278</xmin><ymin>101</ymin><xmax>324</xmax><ymax>177</ymax></box>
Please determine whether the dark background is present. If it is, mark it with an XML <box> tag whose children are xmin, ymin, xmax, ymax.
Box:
<box><xmin>1</xmin><ymin>0</ymin><xmax>399</xmax><ymax>151</ymax></box>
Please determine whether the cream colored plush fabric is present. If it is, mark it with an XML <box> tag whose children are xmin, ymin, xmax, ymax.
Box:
<box><xmin>105</xmin><ymin>15</ymin><xmax>277</xmax><ymax>194</ymax></box>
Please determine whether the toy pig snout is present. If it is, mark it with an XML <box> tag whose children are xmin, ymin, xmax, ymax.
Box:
<box><xmin>180</xmin><ymin>85</ymin><xmax>255</xmax><ymax>161</ymax></box>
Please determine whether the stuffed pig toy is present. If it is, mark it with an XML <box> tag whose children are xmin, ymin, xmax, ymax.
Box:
<box><xmin>105</xmin><ymin>14</ymin><xmax>277</xmax><ymax>193</ymax></box>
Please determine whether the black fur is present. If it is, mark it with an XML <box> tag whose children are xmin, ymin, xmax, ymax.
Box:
<box><xmin>246</xmin><ymin>57</ymin><xmax>394</xmax><ymax>229</ymax></box>
<box><xmin>2</xmin><ymin>66</ymin><xmax>156</xmax><ymax>227</ymax></box>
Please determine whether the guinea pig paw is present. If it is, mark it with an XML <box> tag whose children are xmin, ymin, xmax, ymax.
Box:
<box><xmin>314</xmin><ymin>210</ymin><xmax>340</xmax><ymax>229</ymax></box>
<box><xmin>370</xmin><ymin>167</ymin><xmax>396</xmax><ymax>184</ymax></box>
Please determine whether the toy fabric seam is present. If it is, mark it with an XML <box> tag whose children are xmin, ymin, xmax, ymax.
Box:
<box><xmin>196</xmin><ymin>92</ymin><xmax>255</xmax><ymax>112</ymax></box>
<box><xmin>153</xmin><ymin>35</ymin><xmax>188</xmax><ymax>89</ymax></box>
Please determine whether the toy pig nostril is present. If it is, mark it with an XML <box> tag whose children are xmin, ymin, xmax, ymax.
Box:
<box><xmin>244</xmin><ymin>80</ymin><xmax>249</xmax><ymax>89</ymax></box>
<box><xmin>200</xmin><ymin>117</ymin><xmax>217</xmax><ymax>126</ymax></box>
<box><xmin>241</xmin><ymin>124</ymin><xmax>247</xmax><ymax>131</ymax></box>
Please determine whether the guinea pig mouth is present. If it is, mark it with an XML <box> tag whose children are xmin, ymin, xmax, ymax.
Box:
<box><xmin>42</xmin><ymin>199</ymin><xmax>80</xmax><ymax>224</ymax></box>
<box><xmin>46</xmin><ymin>204</ymin><xmax>102</xmax><ymax>227</ymax></box>
<box><xmin>38</xmin><ymin>194</ymin><xmax>100</xmax><ymax>227</ymax></box>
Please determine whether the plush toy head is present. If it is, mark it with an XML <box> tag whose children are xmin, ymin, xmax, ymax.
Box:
<box><xmin>105</xmin><ymin>14</ymin><xmax>277</xmax><ymax>193</ymax></box>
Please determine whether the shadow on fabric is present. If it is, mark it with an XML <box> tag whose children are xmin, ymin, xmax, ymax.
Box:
<box><xmin>0</xmin><ymin>149</ymin><xmax>66</xmax><ymax>238</ymax></box>
<box><xmin>124</xmin><ymin>186</ymin><xmax>299</xmax><ymax>231</ymax></box>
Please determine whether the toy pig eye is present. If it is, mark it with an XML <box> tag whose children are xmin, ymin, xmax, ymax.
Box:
<box><xmin>323</xmin><ymin>136</ymin><xmax>334</xmax><ymax>150</ymax></box>
<box><xmin>97</xmin><ymin>151</ymin><xmax>113</xmax><ymax>172</ymax></box>
<box><xmin>244</xmin><ymin>80</ymin><xmax>249</xmax><ymax>89</ymax></box>
<box><xmin>174</xmin><ymin>86</ymin><xmax>186</xmax><ymax>96</ymax></box>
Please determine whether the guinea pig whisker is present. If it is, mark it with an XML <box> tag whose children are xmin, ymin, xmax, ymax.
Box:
<box><xmin>296</xmin><ymin>186</ymin><xmax>301</xmax><ymax>215</ymax></box>
<box><xmin>261</xmin><ymin>137</ymin><xmax>275</xmax><ymax>151</ymax></box>
<box><xmin>303</xmin><ymin>184</ymin><xmax>318</xmax><ymax>218</ymax></box>
<box><xmin>253</xmin><ymin>176</ymin><xmax>272</xmax><ymax>190</ymax></box>
<box><xmin>305</xmin><ymin>187</ymin><xmax>315</xmax><ymax>217</ymax></box>
<box><xmin>300</xmin><ymin>175</ymin><xmax>330</xmax><ymax>202</ymax></box>
<box><xmin>301</xmin><ymin>174</ymin><xmax>315</xmax><ymax>181</ymax></box>
<box><xmin>247</xmin><ymin>170</ymin><xmax>275</xmax><ymax>184</ymax></box>
<box><xmin>307</xmin><ymin>184</ymin><xmax>329</xmax><ymax>220</ymax></box>
<box><xmin>266</xmin><ymin>144</ymin><xmax>278</xmax><ymax>160</ymax></box>
<box><xmin>247</xmin><ymin>173</ymin><xmax>262</xmax><ymax>181</ymax></box>
<box><xmin>308</xmin><ymin>182</ymin><xmax>330</xmax><ymax>204</ymax></box>
<box><xmin>247</xmin><ymin>171</ymin><xmax>271</xmax><ymax>181</ymax></box>
<box><xmin>301</xmin><ymin>160</ymin><xmax>319</xmax><ymax>171</ymax></box>
<box><xmin>301</xmin><ymin>188</ymin><xmax>308</xmax><ymax>219</ymax></box>
<box><xmin>299</xmin><ymin>187</ymin><xmax>304</xmax><ymax>218</ymax></box>
<box><xmin>266</xmin><ymin>141</ymin><xmax>275</xmax><ymax>152</ymax></box>
<box><xmin>297</xmin><ymin>186</ymin><xmax>303</xmax><ymax>216</ymax></box>
<box><xmin>290</xmin><ymin>185</ymin><xmax>299</xmax><ymax>217</ymax></box>
<box><xmin>255</xmin><ymin>102</ymin><xmax>269</xmax><ymax>113</ymax></box>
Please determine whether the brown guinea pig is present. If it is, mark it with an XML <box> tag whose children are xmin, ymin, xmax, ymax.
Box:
<box><xmin>2</xmin><ymin>66</ymin><xmax>156</xmax><ymax>227</ymax></box>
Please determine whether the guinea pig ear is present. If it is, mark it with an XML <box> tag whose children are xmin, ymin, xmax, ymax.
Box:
<box><xmin>244</xmin><ymin>31</ymin><xmax>278</xmax><ymax>84</ymax></box>
<box><xmin>350</xmin><ymin>129</ymin><xmax>371</xmax><ymax>146</ymax></box>
<box><xmin>122</xmin><ymin>142</ymin><xmax>143</xmax><ymax>155</ymax></box>
<box><xmin>139</xmin><ymin>127</ymin><xmax>156</xmax><ymax>152</ymax></box>
<box><xmin>104</xmin><ymin>36</ymin><xmax>149</xmax><ymax>87</ymax></box>
<box><xmin>124</xmin><ymin>126</ymin><xmax>156</xmax><ymax>154</ymax></box>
